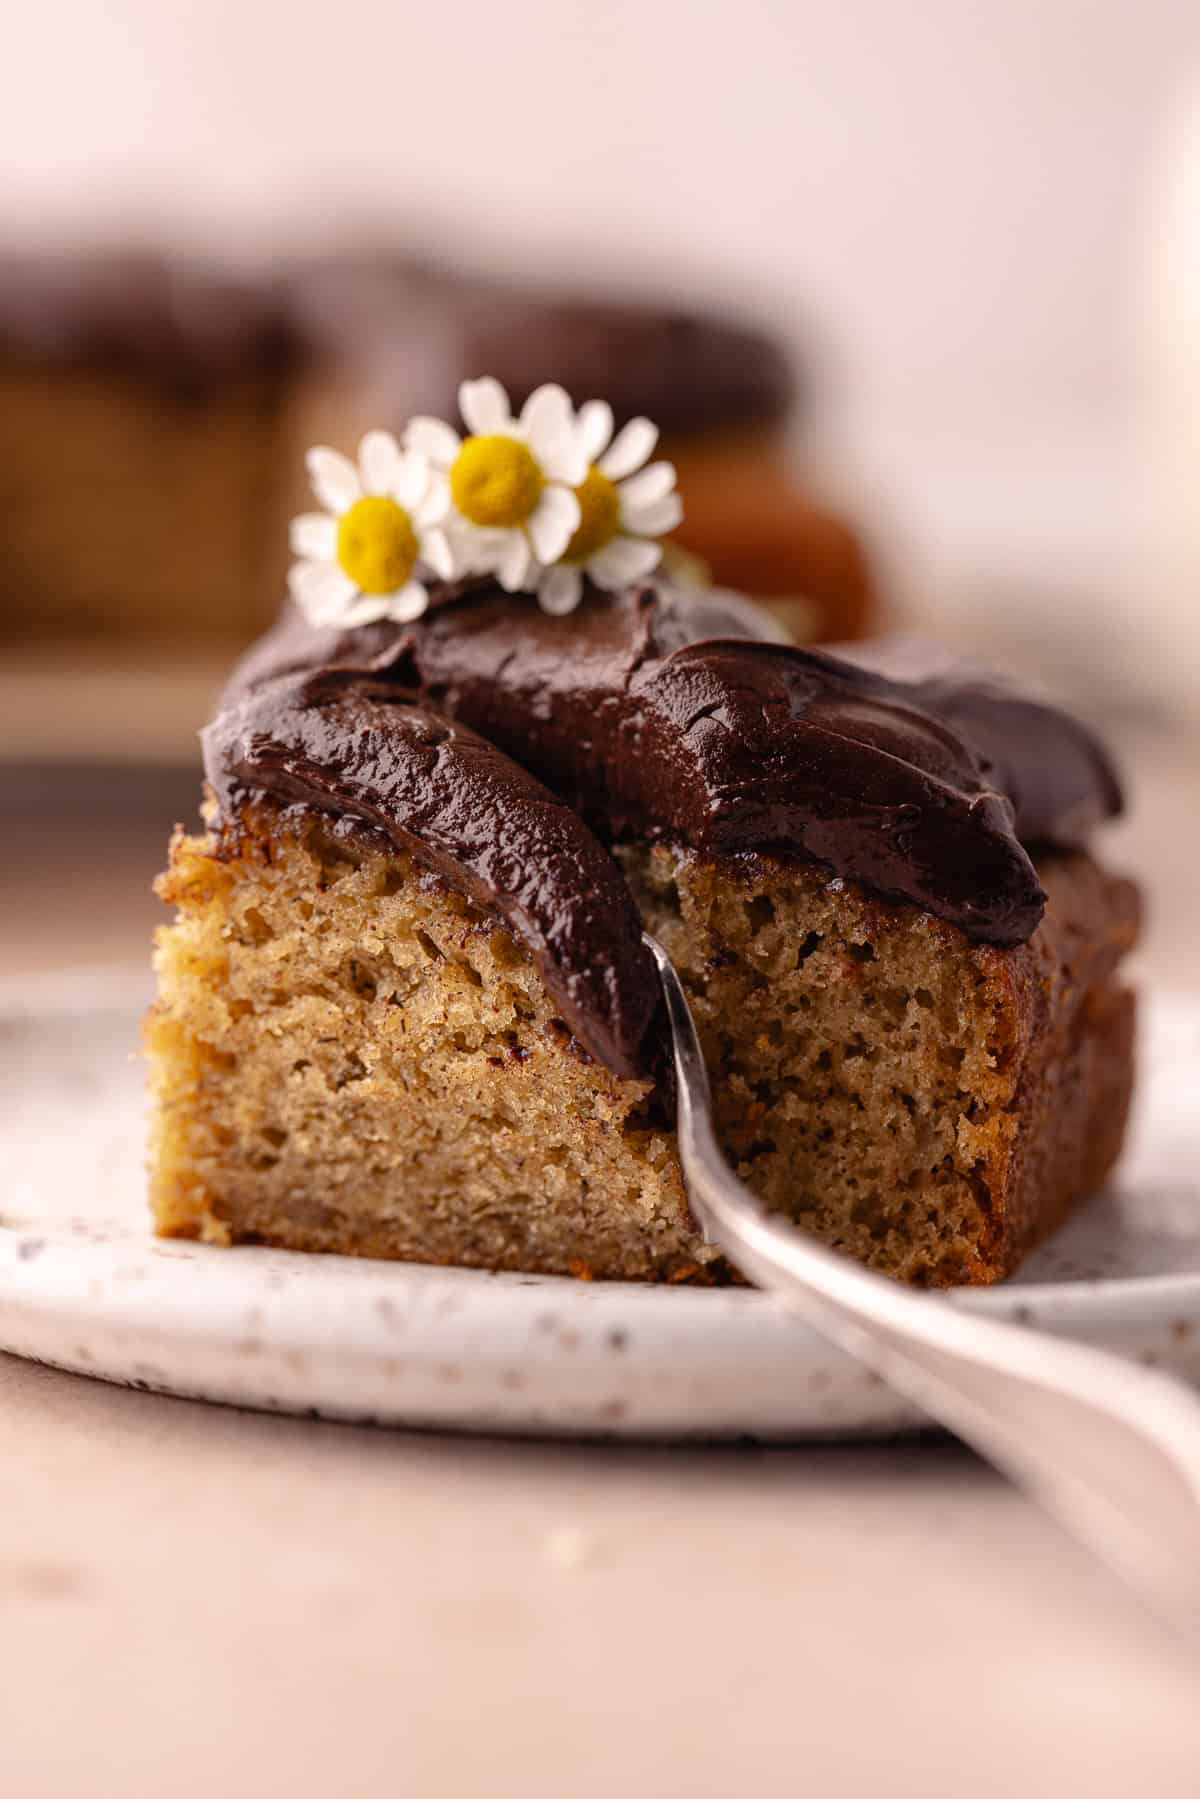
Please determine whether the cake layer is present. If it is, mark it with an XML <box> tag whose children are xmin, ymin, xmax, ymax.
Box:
<box><xmin>627</xmin><ymin>842</ymin><xmax>1138</xmax><ymax>1283</ymax></box>
<box><xmin>149</xmin><ymin>803</ymin><xmax>696</xmax><ymax>1281</ymax></box>
<box><xmin>149</xmin><ymin>802</ymin><xmax>1138</xmax><ymax>1286</ymax></box>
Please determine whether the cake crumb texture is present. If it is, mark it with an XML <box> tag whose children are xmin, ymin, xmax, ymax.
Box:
<box><xmin>622</xmin><ymin>844</ymin><xmax>1138</xmax><ymax>1284</ymax></box>
<box><xmin>148</xmin><ymin>803</ymin><xmax>1138</xmax><ymax>1286</ymax></box>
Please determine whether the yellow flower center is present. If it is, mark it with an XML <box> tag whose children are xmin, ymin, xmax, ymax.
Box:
<box><xmin>336</xmin><ymin>495</ymin><xmax>419</xmax><ymax>595</ymax></box>
<box><xmin>450</xmin><ymin>435</ymin><xmax>544</xmax><ymax>529</ymax></box>
<box><xmin>564</xmin><ymin>465</ymin><xmax>622</xmax><ymax>564</ymax></box>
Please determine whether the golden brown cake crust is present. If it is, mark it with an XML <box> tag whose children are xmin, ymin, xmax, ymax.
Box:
<box><xmin>984</xmin><ymin>857</ymin><xmax>1139</xmax><ymax>1271</ymax></box>
<box><xmin>147</xmin><ymin>800</ymin><xmax>1138</xmax><ymax>1287</ymax></box>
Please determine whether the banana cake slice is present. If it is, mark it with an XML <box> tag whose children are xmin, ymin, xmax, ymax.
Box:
<box><xmin>148</xmin><ymin>580</ymin><xmax>1136</xmax><ymax>1285</ymax></box>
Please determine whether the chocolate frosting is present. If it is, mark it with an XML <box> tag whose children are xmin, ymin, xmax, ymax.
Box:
<box><xmin>0</xmin><ymin>249</ymin><xmax>794</xmax><ymax>433</ymax></box>
<box><xmin>206</xmin><ymin>583</ymin><xmax>1122</xmax><ymax>1076</ymax></box>
<box><xmin>289</xmin><ymin>273</ymin><xmax>795</xmax><ymax>435</ymax></box>
<box><xmin>0</xmin><ymin>252</ymin><xmax>287</xmax><ymax>379</ymax></box>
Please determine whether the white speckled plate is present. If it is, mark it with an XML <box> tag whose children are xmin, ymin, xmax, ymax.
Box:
<box><xmin>2</xmin><ymin>969</ymin><xmax>1199</xmax><ymax>1439</ymax></box>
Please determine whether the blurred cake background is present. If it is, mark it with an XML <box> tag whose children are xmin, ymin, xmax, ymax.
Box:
<box><xmin>0</xmin><ymin>0</ymin><xmax>1196</xmax><ymax>974</ymax></box>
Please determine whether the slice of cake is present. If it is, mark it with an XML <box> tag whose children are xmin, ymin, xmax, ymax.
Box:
<box><xmin>147</xmin><ymin>387</ymin><xmax>1136</xmax><ymax>1286</ymax></box>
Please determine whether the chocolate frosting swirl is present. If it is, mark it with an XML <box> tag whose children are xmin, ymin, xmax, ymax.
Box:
<box><xmin>206</xmin><ymin>582</ymin><xmax>1122</xmax><ymax>1076</ymax></box>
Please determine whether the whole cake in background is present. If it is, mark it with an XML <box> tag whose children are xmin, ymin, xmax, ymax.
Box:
<box><xmin>147</xmin><ymin>379</ymin><xmax>1138</xmax><ymax>1288</ymax></box>
<box><xmin>0</xmin><ymin>247</ymin><xmax>874</xmax><ymax>652</ymax></box>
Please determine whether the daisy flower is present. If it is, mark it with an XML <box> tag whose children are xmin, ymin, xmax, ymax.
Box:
<box><xmin>534</xmin><ymin>401</ymin><xmax>683</xmax><ymax>616</ymax></box>
<box><xmin>406</xmin><ymin>379</ymin><xmax>588</xmax><ymax>594</ymax></box>
<box><xmin>288</xmin><ymin>430</ymin><xmax>455</xmax><ymax>628</ymax></box>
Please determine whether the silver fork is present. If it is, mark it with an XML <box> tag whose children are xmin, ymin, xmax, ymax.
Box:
<box><xmin>645</xmin><ymin>933</ymin><xmax>1200</xmax><ymax>1620</ymax></box>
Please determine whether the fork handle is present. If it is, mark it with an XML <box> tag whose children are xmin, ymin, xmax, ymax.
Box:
<box><xmin>647</xmin><ymin>933</ymin><xmax>1200</xmax><ymax>1619</ymax></box>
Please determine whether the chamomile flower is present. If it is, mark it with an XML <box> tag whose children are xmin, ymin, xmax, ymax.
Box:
<box><xmin>288</xmin><ymin>430</ymin><xmax>455</xmax><ymax>628</ymax></box>
<box><xmin>406</xmin><ymin>379</ymin><xmax>588</xmax><ymax>594</ymax></box>
<box><xmin>534</xmin><ymin>402</ymin><xmax>683</xmax><ymax>616</ymax></box>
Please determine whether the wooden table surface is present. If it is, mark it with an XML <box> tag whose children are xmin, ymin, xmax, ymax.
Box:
<box><xmin>2</xmin><ymin>730</ymin><xmax>1198</xmax><ymax>1798</ymax></box>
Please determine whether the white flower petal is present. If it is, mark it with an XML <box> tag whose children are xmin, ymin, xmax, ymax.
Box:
<box><xmin>521</xmin><ymin>385</ymin><xmax>588</xmax><ymax>482</ymax></box>
<box><xmin>441</xmin><ymin>521</ymin><xmax>484</xmax><ymax>575</ymax></box>
<box><xmin>337</xmin><ymin>592</ymin><xmax>397</xmax><ymax>628</ymax></box>
<box><xmin>288</xmin><ymin>558</ymin><xmax>357</xmax><ymax>621</ymax></box>
<box><xmin>414</xmin><ymin>471</ymin><xmax>451</xmax><ymax>527</ymax></box>
<box><xmin>521</xmin><ymin>384</ymin><xmax>573</xmax><ymax>454</ymax></box>
<box><xmin>459</xmin><ymin>377</ymin><xmax>512</xmax><ymax>435</ymax></box>
<box><xmin>387</xmin><ymin>580</ymin><xmax>430</xmax><ymax>624</ymax></box>
<box><xmin>539</xmin><ymin>565</ymin><xmax>584</xmax><ymax>616</ymax></box>
<box><xmin>358</xmin><ymin>430</ymin><xmax>402</xmax><ymax>496</ymax></box>
<box><xmin>444</xmin><ymin>520</ymin><xmax>501</xmax><ymax>576</ymax></box>
<box><xmin>288</xmin><ymin>513</ymin><xmax>338</xmax><ymax>560</ymax></box>
<box><xmin>540</xmin><ymin>438</ymin><xmax>589</xmax><ymax>487</ymax></box>
<box><xmin>588</xmin><ymin>535</ymin><xmax>663</xmax><ymax>588</ymax></box>
<box><xmin>419</xmin><ymin>526</ymin><xmax>455</xmax><ymax>581</ymax></box>
<box><xmin>576</xmin><ymin>400</ymin><xmax>614</xmax><ymax>464</ymax></box>
<box><xmin>598</xmin><ymin>417</ymin><xmax>658</xmax><ymax>482</ymax></box>
<box><xmin>406</xmin><ymin>416</ymin><xmax>462</xmax><ymax>465</ymax></box>
<box><xmin>306</xmin><ymin>447</ymin><xmax>361</xmax><ymax>513</ymax></box>
<box><xmin>391</xmin><ymin>450</ymin><xmax>429</xmax><ymax>513</ymax></box>
<box><xmin>475</xmin><ymin>531</ymin><xmax>514</xmax><ymax>575</ymax></box>
<box><xmin>527</xmin><ymin>485</ymin><xmax>581</xmax><ymax>565</ymax></box>
<box><xmin>497</xmin><ymin>529</ymin><xmax>533</xmax><ymax>593</ymax></box>
<box><xmin>617</xmin><ymin>461</ymin><xmax>676</xmax><ymax>510</ymax></box>
<box><xmin>620</xmin><ymin>492</ymin><xmax>684</xmax><ymax>538</ymax></box>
